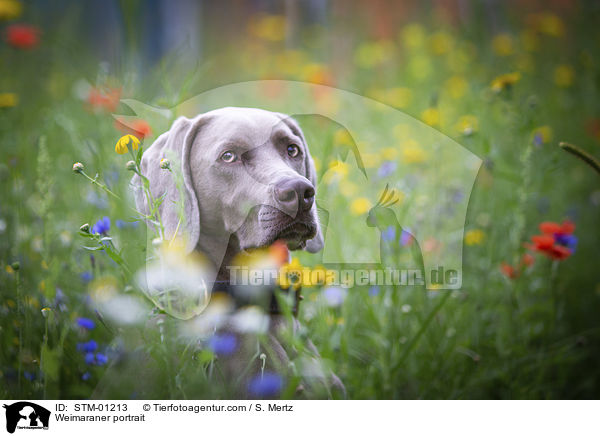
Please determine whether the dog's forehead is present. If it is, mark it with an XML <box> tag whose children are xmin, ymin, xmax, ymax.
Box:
<box><xmin>203</xmin><ymin>107</ymin><xmax>294</xmax><ymax>144</ymax></box>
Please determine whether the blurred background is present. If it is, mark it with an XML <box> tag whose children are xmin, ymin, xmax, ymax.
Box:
<box><xmin>1</xmin><ymin>0</ymin><xmax>600</xmax><ymax>399</ymax></box>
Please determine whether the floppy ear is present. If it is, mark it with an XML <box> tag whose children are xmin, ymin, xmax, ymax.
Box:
<box><xmin>277</xmin><ymin>114</ymin><xmax>324</xmax><ymax>253</ymax></box>
<box><xmin>131</xmin><ymin>115</ymin><xmax>203</xmax><ymax>253</ymax></box>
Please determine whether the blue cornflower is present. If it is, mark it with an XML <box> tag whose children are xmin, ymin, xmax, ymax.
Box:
<box><xmin>400</xmin><ymin>228</ymin><xmax>413</xmax><ymax>246</ymax></box>
<box><xmin>82</xmin><ymin>372</ymin><xmax>91</xmax><ymax>381</ymax></box>
<box><xmin>24</xmin><ymin>371</ymin><xmax>35</xmax><ymax>381</ymax></box>
<box><xmin>76</xmin><ymin>317</ymin><xmax>95</xmax><ymax>330</ymax></box>
<box><xmin>95</xmin><ymin>353</ymin><xmax>108</xmax><ymax>366</ymax></box>
<box><xmin>91</xmin><ymin>216</ymin><xmax>110</xmax><ymax>235</ymax></box>
<box><xmin>207</xmin><ymin>333</ymin><xmax>237</xmax><ymax>356</ymax></box>
<box><xmin>369</xmin><ymin>285</ymin><xmax>380</xmax><ymax>297</ymax></box>
<box><xmin>323</xmin><ymin>286</ymin><xmax>347</xmax><ymax>307</ymax></box>
<box><xmin>77</xmin><ymin>340</ymin><xmax>98</xmax><ymax>353</ymax></box>
<box><xmin>378</xmin><ymin>161</ymin><xmax>397</xmax><ymax>178</ymax></box>
<box><xmin>80</xmin><ymin>271</ymin><xmax>93</xmax><ymax>283</ymax></box>
<box><xmin>382</xmin><ymin>225</ymin><xmax>396</xmax><ymax>242</ymax></box>
<box><xmin>554</xmin><ymin>233</ymin><xmax>578</xmax><ymax>252</ymax></box>
<box><xmin>116</xmin><ymin>219</ymin><xmax>139</xmax><ymax>229</ymax></box>
<box><xmin>248</xmin><ymin>372</ymin><xmax>283</xmax><ymax>397</ymax></box>
<box><xmin>84</xmin><ymin>353</ymin><xmax>95</xmax><ymax>365</ymax></box>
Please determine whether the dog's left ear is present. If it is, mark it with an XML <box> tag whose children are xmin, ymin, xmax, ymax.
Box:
<box><xmin>277</xmin><ymin>114</ymin><xmax>324</xmax><ymax>253</ymax></box>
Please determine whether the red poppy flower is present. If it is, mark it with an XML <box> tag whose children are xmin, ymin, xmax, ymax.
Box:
<box><xmin>115</xmin><ymin>118</ymin><xmax>152</xmax><ymax>139</ymax></box>
<box><xmin>539</xmin><ymin>220</ymin><xmax>575</xmax><ymax>235</ymax></box>
<box><xmin>520</xmin><ymin>253</ymin><xmax>535</xmax><ymax>267</ymax></box>
<box><xmin>5</xmin><ymin>24</ymin><xmax>40</xmax><ymax>49</ymax></box>
<box><xmin>500</xmin><ymin>262</ymin><xmax>518</xmax><ymax>279</ymax></box>
<box><xmin>87</xmin><ymin>88</ymin><xmax>121</xmax><ymax>112</ymax></box>
<box><xmin>531</xmin><ymin>234</ymin><xmax>555</xmax><ymax>250</ymax></box>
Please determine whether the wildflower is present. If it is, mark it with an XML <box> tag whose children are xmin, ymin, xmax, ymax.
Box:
<box><xmin>77</xmin><ymin>340</ymin><xmax>98</xmax><ymax>353</ymax></box>
<box><xmin>40</xmin><ymin>307</ymin><xmax>51</xmax><ymax>318</ymax></box>
<box><xmin>532</xmin><ymin>126</ymin><xmax>552</xmax><ymax>146</ymax></box>
<box><xmin>456</xmin><ymin>115</ymin><xmax>478</xmax><ymax>136</ymax></box>
<box><xmin>490</xmin><ymin>72</ymin><xmax>521</xmax><ymax>93</ymax></box>
<box><xmin>125</xmin><ymin>160</ymin><xmax>136</xmax><ymax>171</ymax></box>
<box><xmin>402</xmin><ymin>140</ymin><xmax>427</xmax><ymax>164</ymax></box>
<box><xmin>95</xmin><ymin>353</ymin><xmax>108</xmax><ymax>365</ymax></box>
<box><xmin>278</xmin><ymin>257</ymin><xmax>304</xmax><ymax>290</ymax></box>
<box><xmin>464</xmin><ymin>229</ymin><xmax>485</xmax><ymax>246</ymax></box>
<box><xmin>526</xmin><ymin>220</ymin><xmax>576</xmax><ymax>261</ymax></box>
<box><xmin>81</xmin><ymin>372</ymin><xmax>91</xmax><ymax>381</ymax></box>
<box><xmin>382</xmin><ymin>225</ymin><xmax>396</xmax><ymax>242</ymax></box>
<box><xmin>87</xmin><ymin>87</ymin><xmax>120</xmax><ymax>112</ymax></box>
<box><xmin>421</xmin><ymin>107</ymin><xmax>440</xmax><ymax>127</ymax></box>
<box><xmin>0</xmin><ymin>92</ymin><xmax>18</xmax><ymax>108</ymax></box>
<box><xmin>429</xmin><ymin>31</ymin><xmax>453</xmax><ymax>55</ymax></box>
<box><xmin>115</xmin><ymin>119</ymin><xmax>152</xmax><ymax>139</ymax></box>
<box><xmin>530</xmin><ymin>12</ymin><xmax>565</xmax><ymax>37</ymax></box>
<box><xmin>72</xmin><ymin>162</ymin><xmax>84</xmax><ymax>173</ymax></box>
<box><xmin>159</xmin><ymin>158</ymin><xmax>170</xmax><ymax>170</ymax></box>
<box><xmin>401</xmin><ymin>23</ymin><xmax>426</xmax><ymax>50</ymax></box>
<box><xmin>354</xmin><ymin>40</ymin><xmax>394</xmax><ymax>68</ymax></box>
<box><xmin>492</xmin><ymin>33</ymin><xmax>514</xmax><ymax>56</ymax></box>
<box><xmin>322</xmin><ymin>286</ymin><xmax>347</xmax><ymax>307</ymax></box>
<box><xmin>0</xmin><ymin>0</ymin><xmax>22</xmax><ymax>20</ymax></box>
<box><xmin>378</xmin><ymin>161</ymin><xmax>397</xmax><ymax>178</ymax></box>
<box><xmin>76</xmin><ymin>317</ymin><xmax>95</xmax><ymax>330</ymax></box>
<box><xmin>383</xmin><ymin>87</ymin><xmax>412</xmax><ymax>109</ymax></box>
<box><xmin>115</xmin><ymin>134</ymin><xmax>140</xmax><ymax>155</ymax></box>
<box><xmin>248</xmin><ymin>372</ymin><xmax>283</xmax><ymax>397</ymax></box>
<box><xmin>5</xmin><ymin>24</ymin><xmax>39</xmax><ymax>49</ymax></box>
<box><xmin>91</xmin><ymin>216</ymin><xmax>110</xmax><ymax>235</ymax></box>
<box><xmin>11</xmin><ymin>261</ymin><xmax>19</xmax><ymax>271</ymax></box>
<box><xmin>445</xmin><ymin>76</ymin><xmax>468</xmax><ymax>99</ymax></box>
<box><xmin>368</xmin><ymin>285</ymin><xmax>380</xmax><ymax>297</ymax></box>
<box><xmin>401</xmin><ymin>304</ymin><xmax>412</xmax><ymax>313</ymax></box>
<box><xmin>207</xmin><ymin>333</ymin><xmax>237</xmax><ymax>356</ymax></box>
<box><xmin>24</xmin><ymin>371</ymin><xmax>35</xmax><ymax>381</ymax></box>
<box><xmin>248</xmin><ymin>14</ymin><xmax>286</xmax><ymax>42</ymax></box>
<box><xmin>400</xmin><ymin>229</ymin><xmax>414</xmax><ymax>246</ymax></box>
<box><xmin>500</xmin><ymin>262</ymin><xmax>518</xmax><ymax>279</ymax></box>
<box><xmin>84</xmin><ymin>352</ymin><xmax>95</xmax><ymax>365</ymax></box>
<box><xmin>350</xmin><ymin>197</ymin><xmax>372</xmax><ymax>215</ymax></box>
<box><xmin>80</xmin><ymin>271</ymin><xmax>93</xmax><ymax>283</ymax></box>
<box><xmin>554</xmin><ymin>65</ymin><xmax>574</xmax><ymax>88</ymax></box>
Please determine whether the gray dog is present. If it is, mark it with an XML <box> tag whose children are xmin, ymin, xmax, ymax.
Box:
<box><xmin>130</xmin><ymin>107</ymin><xmax>344</xmax><ymax>398</ymax></box>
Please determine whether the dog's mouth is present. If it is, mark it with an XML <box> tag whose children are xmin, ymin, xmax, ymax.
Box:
<box><xmin>270</xmin><ymin>221</ymin><xmax>316</xmax><ymax>248</ymax></box>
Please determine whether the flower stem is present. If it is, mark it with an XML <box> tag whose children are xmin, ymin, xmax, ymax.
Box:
<box><xmin>559</xmin><ymin>142</ymin><xmax>600</xmax><ymax>175</ymax></box>
<box><xmin>79</xmin><ymin>170</ymin><xmax>121</xmax><ymax>200</ymax></box>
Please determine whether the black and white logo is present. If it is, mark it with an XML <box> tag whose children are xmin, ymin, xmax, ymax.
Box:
<box><xmin>3</xmin><ymin>402</ymin><xmax>50</xmax><ymax>433</ymax></box>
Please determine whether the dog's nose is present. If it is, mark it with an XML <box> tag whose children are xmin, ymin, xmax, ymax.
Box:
<box><xmin>274</xmin><ymin>178</ymin><xmax>315</xmax><ymax>216</ymax></box>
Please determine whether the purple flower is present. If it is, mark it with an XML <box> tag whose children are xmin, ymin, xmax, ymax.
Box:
<box><xmin>80</xmin><ymin>271</ymin><xmax>93</xmax><ymax>283</ymax></box>
<box><xmin>554</xmin><ymin>233</ymin><xmax>578</xmax><ymax>252</ymax></box>
<box><xmin>368</xmin><ymin>285</ymin><xmax>380</xmax><ymax>297</ymax></box>
<box><xmin>248</xmin><ymin>372</ymin><xmax>283</xmax><ymax>397</ymax></box>
<box><xmin>400</xmin><ymin>228</ymin><xmax>413</xmax><ymax>246</ymax></box>
<box><xmin>95</xmin><ymin>353</ymin><xmax>108</xmax><ymax>366</ymax></box>
<box><xmin>76</xmin><ymin>317</ymin><xmax>95</xmax><ymax>330</ymax></box>
<box><xmin>82</xmin><ymin>372</ymin><xmax>91</xmax><ymax>381</ymax></box>
<box><xmin>378</xmin><ymin>161</ymin><xmax>397</xmax><ymax>178</ymax></box>
<box><xmin>84</xmin><ymin>352</ymin><xmax>95</xmax><ymax>365</ymax></box>
<box><xmin>208</xmin><ymin>333</ymin><xmax>237</xmax><ymax>356</ymax></box>
<box><xmin>382</xmin><ymin>225</ymin><xmax>396</xmax><ymax>242</ymax></box>
<box><xmin>533</xmin><ymin>133</ymin><xmax>543</xmax><ymax>146</ymax></box>
<box><xmin>24</xmin><ymin>371</ymin><xmax>35</xmax><ymax>381</ymax></box>
<box><xmin>323</xmin><ymin>286</ymin><xmax>347</xmax><ymax>307</ymax></box>
<box><xmin>77</xmin><ymin>340</ymin><xmax>98</xmax><ymax>353</ymax></box>
<box><xmin>91</xmin><ymin>216</ymin><xmax>110</xmax><ymax>235</ymax></box>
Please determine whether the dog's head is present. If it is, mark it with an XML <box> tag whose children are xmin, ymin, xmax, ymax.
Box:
<box><xmin>132</xmin><ymin>107</ymin><xmax>324</xmax><ymax>261</ymax></box>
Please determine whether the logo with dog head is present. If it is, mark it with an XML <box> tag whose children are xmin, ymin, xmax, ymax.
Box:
<box><xmin>2</xmin><ymin>402</ymin><xmax>50</xmax><ymax>433</ymax></box>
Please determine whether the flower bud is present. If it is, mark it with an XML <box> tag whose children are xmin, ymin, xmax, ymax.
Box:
<box><xmin>41</xmin><ymin>307</ymin><xmax>52</xmax><ymax>318</ymax></box>
<box><xmin>73</xmin><ymin>162</ymin><xmax>84</xmax><ymax>173</ymax></box>
<box><xmin>126</xmin><ymin>160</ymin><xmax>136</xmax><ymax>171</ymax></box>
<box><xmin>80</xmin><ymin>223</ymin><xmax>90</xmax><ymax>233</ymax></box>
<box><xmin>159</xmin><ymin>158</ymin><xmax>170</xmax><ymax>170</ymax></box>
<box><xmin>11</xmin><ymin>261</ymin><xmax>20</xmax><ymax>271</ymax></box>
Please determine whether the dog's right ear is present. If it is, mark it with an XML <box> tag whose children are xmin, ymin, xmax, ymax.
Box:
<box><xmin>131</xmin><ymin>115</ymin><xmax>205</xmax><ymax>253</ymax></box>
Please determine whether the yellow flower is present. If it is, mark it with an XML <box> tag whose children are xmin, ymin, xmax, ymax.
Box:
<box><xmin>323</xmin><ymin>160</ymin><xmax>349</xmax><ymax>184</ymax></box>
<box><xmin>381</xmin><ymin>147</ymin><xmax>398</xmax><ymax>160</ymax></box>
<box><xmin>429</xmin><ymin>31</ymin><xmax>453</xmax><ymax>55</ymax></box>
<box><xmin>535</xmin><ymin>12</ymin><xmax>565</xmax><ymax>37</ymax></box>
<box><xmin>421</xmin><ymin>107</ymin><xmax>440</xmax><ymax>127</ymax></box>
<box><xmin>381</xmin><ymin>87</ymin><xmax>412</xmax><ymax>108</ymax></box>
<box><xmin>354</xmin><ymin>40</ymin><xmax>394</xmax><ymax>68</ymax></box>
<box><xmin>0</xmin><ymin>0</ymin><xmax>22</xmax><ymax>20</ymax></box>
<box><xmin>350</xmin><ymin>197</ymin><xmax>372</xmax><ymax>215</ymax></box>
<box><xmin>408</xmin><ymin>55</ymin><xmax>433</xmax><ymax>81</ymax></box>
<box><xmin>115</xmin><ymin>134</ymin><xmax>140</xmax><ymax>155</ymax></box>
<box><xmin>401</xmin><ymin>139</ymin><xmax>427</xmax><ymax>164</ymax></box>
<box><xmin>334</xmin><ymin>128</ymin><xmax>353</xmax><ymax>147</ymax></box>
<box><xmin>360</xmin><ymin>152</ymin><xmax>382</xmax><ymax>169</ymax></box>
<box><xmin>554</xmin><ymin>65</ymin><xmax>574</xmax><ymax>88</ymax></box>
<box><xmin>532</xmin><ymin>126</ymin><xmax>553</xmax><ymax>145</ymax></box>
<box><xmin>492</xmin><ymin>33</ymin><xmax>514</xmax><ymax>56</ymax></box>
<box><xmin>401</xmin><ymin>23</ymin><xmax>426</xmax><ymax>50</ymax></box>
<box><xmin>464</xmin><ymin>229</ymin><xmax>485</xmax><ymax>246</ymax></box>
<box><xmin>456</xmin><ymin>115</ymin><xmax>478</xmax><ymax>136</ymax></box>
<box><xmin>248</xmin><ymin>14</ymin><xmax>286</xmax><ymax>42</ymax></box>
<box><xmin>490</xmin><ymin>72</ymin><xmax>521</xmax><ymax>93</ymax></box>
<box><xmin>520</xmin><ymin>30</ymin><xmax>539</xmax><ymax>52</ymax></box>
<box><xmin>0</xmin><ymin>92</ymin><xmax>18</xmax><ymax>108</ymax></box>
<box><xmin>445</xmin><ymin>76</ymin><xmax>468</xmax><ymax>99</ymax></box>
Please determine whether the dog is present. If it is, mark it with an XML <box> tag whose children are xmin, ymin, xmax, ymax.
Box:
<box><xmin>130</xmin><ymin>107</ymin><xmax>344</xmax><ymax>398</ymax></box>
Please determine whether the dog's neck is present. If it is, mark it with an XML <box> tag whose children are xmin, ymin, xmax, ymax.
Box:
<box><xmin>196</xmin><ymin>231</ymin><xmax>242</xmax><ymax>282</ymax></box>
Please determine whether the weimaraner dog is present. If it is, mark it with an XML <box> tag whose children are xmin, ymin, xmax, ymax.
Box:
<box><xmin>129</xmin><ymin>107</ymin><xmax>344</xmax><ymax>398</ymax></box>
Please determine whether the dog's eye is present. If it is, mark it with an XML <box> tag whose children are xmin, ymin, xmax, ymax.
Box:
<box><xmin>287</xmin><ymin>144</ymin><xmax>300</xmax><ymax>158</ymax></box>
<box><xmin>220</xmin><ymin>151</ymin><xmax>237</xmax><ymax>163</ymax></box>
